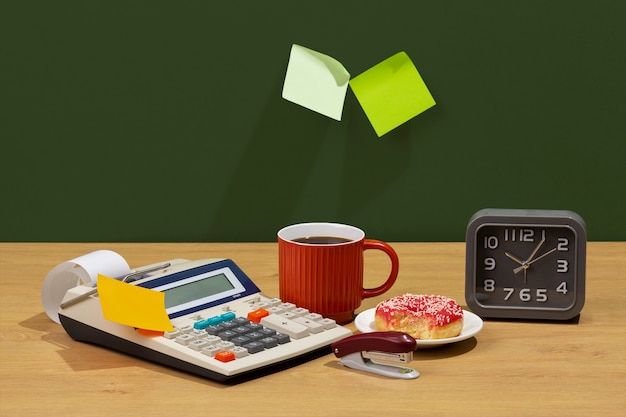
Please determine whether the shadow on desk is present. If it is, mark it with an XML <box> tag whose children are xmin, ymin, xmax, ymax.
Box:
<box><xmin>413</xmin><ymin>337</ymin><xmax>478</xmax><ymax>360</ymax></box>
<box><xmin>20</xmin><ymin>312</ymin><xmax>335</xmax><ymax>387</ymax></box>
<box><xmin>21</xmin><ymin>313</ymin><xmax>217</xmax><ymax>385</ymax></box>
<box><xmin>322</xmin><ymin>336</ymin><xmax>478</xmax><ymax>379</ymax></box>
<box><xmin>21</xmin><ymin>311</ymin><xmax>478</xmax><ymax>386</ymax></box>
<box><xmin>478</xmin><ymin>315</ymin><xmax>581</xmax><ymax>325</ymax></box>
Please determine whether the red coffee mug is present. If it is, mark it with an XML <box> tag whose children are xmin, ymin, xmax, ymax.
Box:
<box><xmin>278</xmin><ymin>222</ymin><xmax>399</xmax><ymax>324</ymax></box>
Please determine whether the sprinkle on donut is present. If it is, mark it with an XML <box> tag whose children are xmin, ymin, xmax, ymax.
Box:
<box><xmin>374</xmin><ymin>294</ymin><xmax>464</xmax><ymax>339</ymax></box>
<box><xmin>376</xmin><ymin>294</ymin><xmax>463</xmax><ymax>326</ymax></box>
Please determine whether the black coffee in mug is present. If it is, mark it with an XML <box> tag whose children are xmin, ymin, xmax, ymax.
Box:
<box><xmin>292</xmin><ymin>236</ymin><xmax>352</xmax><ymax>245</ymax></box>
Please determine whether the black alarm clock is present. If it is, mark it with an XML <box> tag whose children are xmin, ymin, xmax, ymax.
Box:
<box><xmin>465</xmin><ymin>208</ymin><xmax>587</xmax><ymax>320</ymax></box>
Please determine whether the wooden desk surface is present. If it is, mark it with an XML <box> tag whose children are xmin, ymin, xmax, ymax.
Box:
<box><xmin>1</xmin><ymin>242</ymin><xmax>625</xmax><ymax>417</ymax></box>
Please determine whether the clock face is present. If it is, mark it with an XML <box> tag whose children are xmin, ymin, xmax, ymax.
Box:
<box><xmin>470</xmin><ymin>223</ymin><xmax>581</xmax><ymax>312</ymax></box>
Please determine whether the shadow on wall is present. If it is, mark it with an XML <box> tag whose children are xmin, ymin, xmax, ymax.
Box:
<box><xmin>209</xmin><ymin>80</ymin><xmax>416</xmax><ymax>240</ymax></box>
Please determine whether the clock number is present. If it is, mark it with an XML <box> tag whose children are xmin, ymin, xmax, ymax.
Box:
<box><xmin>536</xmin><ymin>289</ymin><xmax>548</xmax><ymax>302</ymax></box>
<box><xmin>503</xmin><ymin>287</ymin><xmax>514</xmax><ymax>300</ymax></box>
<box><xmin>521</xmin><ymin>229</ymin><xmax>534</xmax><ymax>242</ymax></box>
<box><xmin>556</xmin><ymin>281</ymin><xmax>568</xmax><ymax>294</ymax></box>
<box><xmin>503</xmin><ymin>288</ymin><xmax>549</xmax><ymax>302</ymax></box>
<box><xmin>557</xmin><ymin>237</ymin><xmax>569</xmax><ymax>251</ymax></box>
<box><xmin>484</xmin><ymin>236</ymin><xmax>498</xmax><ymax>249</ymax></box>
<box><xmin>557</xmin><ymin>260</ymin><xmax>569</xmax><ymax>273</ymax></box>
<box><xmin>504</xmin><ymin>229</ymin><xmax>516</xmax><ymax>241</ymax></box>
<box><xmin>483</xmin><ymin>279</ymin><xmax>495</xmax><ymax>292</ymax></box>
<box><xmin>504</xmin><ymin>228</ymin><xmax>535</xmax><ymax>242</ymax></box>
<box><xmin>519</xmin><ymin>288</ymin><xmax>531</xmax><ymax>301</ymax></box>
<box><xmin>484</xmin><ymin>257</ymin><xmax>496</xmax><ymax>271</ymax></box>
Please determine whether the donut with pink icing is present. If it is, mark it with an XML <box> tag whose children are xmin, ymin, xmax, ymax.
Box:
<box><xmin>374</xmin><ymin>294</ymin><xmax>464</xmax><ymax>340</ymax></box>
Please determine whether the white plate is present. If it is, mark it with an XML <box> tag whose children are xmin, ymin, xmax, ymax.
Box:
<box><xmin>354</xmin><ymin>308</ymin><xmax>483</xmax><ymax>348</ymax></box>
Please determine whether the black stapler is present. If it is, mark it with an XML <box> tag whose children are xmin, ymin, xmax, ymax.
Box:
<box><xmin>331</xmin><ymin>332</ymin><xmax>419</xmax><ymax>379</ymax></box>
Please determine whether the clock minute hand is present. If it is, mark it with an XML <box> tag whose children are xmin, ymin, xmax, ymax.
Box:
<box><xmin>513</xmin><ymin>247</ymin><xmax>558</xmax><ymax>274</ymax></box>
<box><xmin>525</xmin><ymin>237</ymin><xmax>546</xmax><ymax>264</ymax></box>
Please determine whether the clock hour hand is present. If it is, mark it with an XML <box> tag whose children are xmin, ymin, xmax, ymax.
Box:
<box><xmin>506</xmin><ymin>251</ymin><xmax>529</xmax><ymax>283</ymax></box>
<box><xmin>513</xmin><ymin>247</ymin><xmax>558</xmax><ymax>274</ymax></box>
<box><xmin>505</xmin><ymin>251</ymin><xmax>524</xmax><ymax>266</ymax></box>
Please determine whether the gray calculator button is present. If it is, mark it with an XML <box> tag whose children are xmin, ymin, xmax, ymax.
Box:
<box><xmin>231</xmin><ymin>336</ymin><xmax>251</xmax><ymax>346</ymax></box>
<box><xmin>243</xmin><ymin>341</ymin><xmax>265</xmax><ymax>354</ymax></box>
<box><xmin>260</xmin><ymin>337</ymin><xmax>278</xmax><ymax>349</ymax></box>
<box><xmin>274</xmin><ymin>333</ymin><xmax>291</xmax><ymax>344</ymax></box>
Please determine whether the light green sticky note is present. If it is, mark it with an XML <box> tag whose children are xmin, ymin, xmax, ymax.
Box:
<box><xmin>282</xmin><ymin>44</ymin><xmax>351</xmax><ymax>121</ymax></box>
<box><xmin>349</xmin><ymin>52</ymin><xmax>436</xmax><ymax>137</ymax></box>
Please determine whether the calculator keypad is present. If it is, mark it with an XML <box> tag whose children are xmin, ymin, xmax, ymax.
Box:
<box><xmin>163</xmin><ymin>296</ymin><xmax>338</xmax><ymax>363</ymax></box>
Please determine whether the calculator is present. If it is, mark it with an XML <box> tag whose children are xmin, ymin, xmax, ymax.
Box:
<box><xmin>57</xmin><ymin>258</ymin><xmax>353</xmax><ymax>383</ymax></box>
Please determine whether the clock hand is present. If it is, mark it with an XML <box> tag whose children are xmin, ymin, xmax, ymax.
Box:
<box><xmin>505</xmin><ymin>252</ymin><xmax>524</xmax><ymax>265</ymax></box>
<box><xmin>508</xmin><ymin>238</ymin><xmax>546</xmax><ymax>284</ymax></box>
<box><xmin>506</xmin><ymin>251</ymin><xmax>528</xmax><ymax>283</ymax></box>
<box><xmin>525</xmin><ymin>237</ymin><xmax>545</xmax><ymax>264</ymax></box>
<box><xmin>513</xmin><ymin>247</ymin><xmax>558</xmax><ymax>274</ymax></box>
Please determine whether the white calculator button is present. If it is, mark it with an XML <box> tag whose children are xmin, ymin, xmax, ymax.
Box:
<box><xmin>260</xmin><ymin>314</ymin><xmax>309</xmax><ymax>339</ymax></box>
<box><xmin>188</xmin><ymin>339</ymin><xmax>209</xmax><ymax>351</ymax></box>
<box><xmin>175</xmin><ymin>334</ymin><xmax>196</xmax><ymax>345</ymax></box>
<box><xmin>279</xmin><ymin>302</ymin><xmax>297</xmax><ymax>311</ymax></box>
<box><xmin>304</xmin><ymin>313</ymin><xmax>323</xmax><ymax>321</ymax></box>
<box><xmin>190</xmin><ymin>330</ymin><xmax>206</xmax><ymax>338</ymax></box>
<box><xmin>163</xmin><ymin>330</ymin><xmax>181</xmax><ymax>340</ymax></box>
<box><xmin>267</xmin><ymin>298</ymin><xmax>282</xmax><ymax>306</ymax></box>
<box><xmin>291</xmin><ymin>307</ymin><xmax>309</xmax><ymax>317</ymax></box>
<box><xmin>231</xmin><ymin>346</ymin><xmax>249</xmax><ymax>358</ymax></box>
<box><xmin>203</xmin><ymin>335</ymin><xmax>222</xmax><ymax>345</ymax></box>
<box><xmin>294</xmin><ymin>317</ymin><xmax>325</xmax><ymax>334</ymax></box>
<box><xmin>318</xmin><ymin>318</ymin><xmax>337</xmax><ymax>330</ymax></box>
<box><xmin>266</xmin><ymin>306</ymin><xmax>284</xmax><ymax>315</ymax></box>
<box><xmin>177</xmin><ymin>325</ymin><xmax>194</xmax><ymax>334</ymax></box>
<box><xmin>201</xmin><ymin>345</ymin><xmax>221</xmax><ymax>357</ymax></box>
<box><xmin>217</xmin><ymin>341</ymin><xmax>235</xmax><ymax>350</ymax></box>
<box><xmin>280</xmin><ymin>311</ymin><xmax>299</xmax><ymax>320</ymax></box>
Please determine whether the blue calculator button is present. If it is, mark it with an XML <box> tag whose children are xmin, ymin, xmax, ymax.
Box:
<box><xmin>207</xmin><ymin>316</ymin><xmax>223</xmax><ymax>326</ymax></box>
<box><xmin>193</xmin><ymin>319</ymin><xmax>210</xmax><ymax>330</ymax></box>
<box><xmin>220</xmin><ymin>312</ymin><xmax>237</xmax><ymax>321</ymax></box>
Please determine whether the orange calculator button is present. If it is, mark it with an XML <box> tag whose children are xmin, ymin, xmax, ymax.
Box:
<box><xmin>215</xmin><ymin>351</ymin><xmax>236</xmax><ymax>363</ymax></box>
<box><xmin>247</xmin><ymin>308</ymin><xmax>270</xmax><ymax>323</ymax></box>
<box><xmin>136</xmin><ymin>329</ymin><xmax>165</xmax><ymax>337</ymax></box>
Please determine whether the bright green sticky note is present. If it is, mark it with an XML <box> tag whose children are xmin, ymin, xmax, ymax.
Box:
<box><xmin>282</xmin><ymin>44</ymin><xmax>350</xmax><ymax>121</ymax></box>
<box><xmin>349</xmin><ymin>52</ymin><xmax>436</xmax><ymax>137</ymax></box>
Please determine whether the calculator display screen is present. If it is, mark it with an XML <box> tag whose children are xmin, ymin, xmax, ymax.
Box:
<box><xmin>163</xmin><ymin>273</ymin><xmax>235</xmax><ymax>309</ymax></box>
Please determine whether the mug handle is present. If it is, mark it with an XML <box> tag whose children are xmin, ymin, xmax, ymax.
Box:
<box><xmin>361</xmin><ymin>239</ymin><xmax>399</xmax><ymax>298</ymax></box>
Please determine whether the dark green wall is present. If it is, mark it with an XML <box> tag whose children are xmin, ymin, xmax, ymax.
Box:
<box><xmin>2</xmin><ymin>1</ymin><xmax>625</xmax><ymax>242</ymax></box>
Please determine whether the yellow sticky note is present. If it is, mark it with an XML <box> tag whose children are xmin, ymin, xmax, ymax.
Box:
<box><xmin>97</xmin><ymin>274</ymin><xmax>174</xmax><ymax>332</ymax></box>
<box><xmin>282</xmin><ymin>44</ymin><xmax>350</xmax><ymax>121</ymax></box>
<box><xmin>349</xmin><ymin>51</ymin><xmax>436</xmax><ymax>137</ymax></box>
